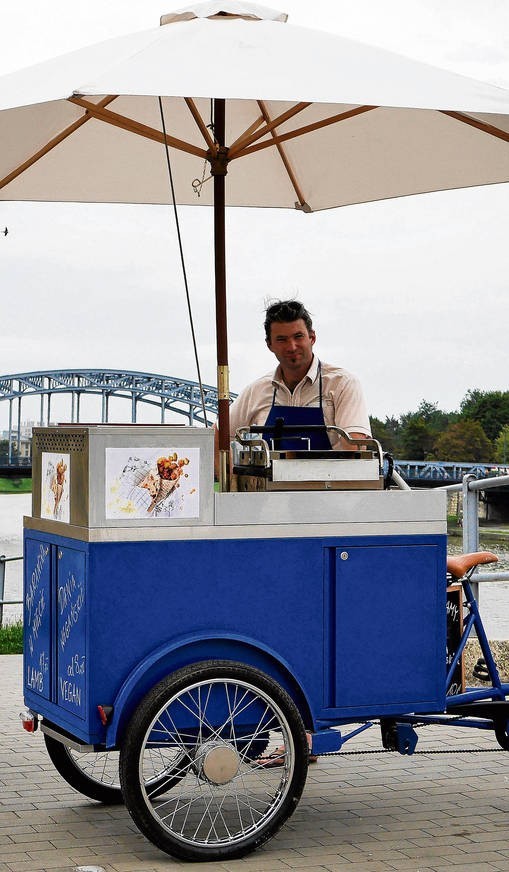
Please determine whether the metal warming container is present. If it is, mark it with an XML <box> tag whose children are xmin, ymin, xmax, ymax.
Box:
<box><xmin>30</xmin><ymin>424</ymin><xmax>214</xmax><ymax>531</ymax></box>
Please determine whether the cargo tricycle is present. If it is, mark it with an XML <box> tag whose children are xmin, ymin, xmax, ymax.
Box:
<box><xmin>21</xmin><ymin>423</ymin><xmax>508</xmax><ymax>861</ymax></box>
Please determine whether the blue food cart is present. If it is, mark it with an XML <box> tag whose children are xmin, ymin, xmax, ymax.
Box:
<box><xmin>21</xmin><ymin>423</ymin><xmax>509</xmax><ymax>861</ymax></box>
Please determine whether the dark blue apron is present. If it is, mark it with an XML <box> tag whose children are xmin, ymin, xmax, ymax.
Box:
<box><xmin>262</xmin><ymin>362</ymin><xmax>332</xmax><ymax>451</ymax></box>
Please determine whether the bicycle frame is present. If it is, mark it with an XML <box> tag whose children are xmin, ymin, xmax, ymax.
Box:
<box><xmin>445</xmin><ymin>567</ymin><xmax>509</xmax><ymax>707</ymax></box>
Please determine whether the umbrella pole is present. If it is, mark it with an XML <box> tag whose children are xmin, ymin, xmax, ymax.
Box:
<box><xmin>211</xmin><ymin>98</ymin><xmax>230</xmax><ymax>492</ymax></box>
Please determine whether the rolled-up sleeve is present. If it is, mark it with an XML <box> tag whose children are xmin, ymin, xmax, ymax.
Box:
<box><xmin>333</xmin><ymin>372</ymin><xmax>371</xmax><ymax>436</ymax></box>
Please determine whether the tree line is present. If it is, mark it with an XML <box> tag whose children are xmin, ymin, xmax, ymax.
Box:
<box><xmin>370</xmin><ymin>390</ymin><xmax>509</xmax><ymax>463</ymax></box>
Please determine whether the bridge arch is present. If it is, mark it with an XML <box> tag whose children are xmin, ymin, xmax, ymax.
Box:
<box><xmin>0</xmin><ymin>369</ymin><xmax>234</xmax><ymax>464</ymax></box>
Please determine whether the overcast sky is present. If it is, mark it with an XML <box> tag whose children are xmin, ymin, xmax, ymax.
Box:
<box><xmin>0</xmin><ymin>0</ymin><xmax>508</xmax><ymax>429</ymax></box>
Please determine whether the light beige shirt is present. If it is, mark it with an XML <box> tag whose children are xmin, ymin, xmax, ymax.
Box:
<box><xmin>229</xmin><ymin>356</ymin><xmax>371</xmax><ymax>449</ymax></box>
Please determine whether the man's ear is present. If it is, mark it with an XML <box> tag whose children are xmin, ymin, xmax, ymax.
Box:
<box><xmin>266</xmin><ymin>336</ymin><xmax>273</xmax><ymax>352</ymax></box>
<box><xmin>309</xmin><ymin>330</ymin><xmax>316</xmax><ymax>346</ymax></box>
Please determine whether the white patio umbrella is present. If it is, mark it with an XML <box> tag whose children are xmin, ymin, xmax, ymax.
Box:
<box><xmin>1</xmin><ymin>0</ymin><xmax>509</xmax><ymax>484</ymax></box>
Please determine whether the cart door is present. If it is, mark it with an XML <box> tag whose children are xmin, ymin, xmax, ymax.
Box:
<box><xmin>56</xmin><ymin>546</ymin><xmax>87</xmax><ymax>719</ymax></box>
<box><xmin>24</xmin><ymin>538</ymin><xmax>52</xmax><ymax>701</ymax></box>
<box><xmin>330</xmin><ymin>543</ymin><xmax>444</xmax><ymax>711</ymax></box>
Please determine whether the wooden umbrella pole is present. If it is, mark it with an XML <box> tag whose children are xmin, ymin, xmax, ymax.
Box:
<box><xmin>210</xmin><ymin>98</ymin><xmax>231</xmax><ymax>492</ymax></box>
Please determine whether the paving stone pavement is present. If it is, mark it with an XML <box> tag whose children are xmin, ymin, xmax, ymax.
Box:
<box><xmin>2</xmin><ymin>654</ymin><xmax>509</xmax><ymax>872</ymax></box>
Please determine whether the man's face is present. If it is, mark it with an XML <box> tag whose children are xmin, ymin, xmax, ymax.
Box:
<box><xmin>266</xmin><ymin>318</ymin><xmax>316</xmax><ymax>372</ymax></box>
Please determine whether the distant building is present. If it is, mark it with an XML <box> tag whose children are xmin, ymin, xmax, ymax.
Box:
<box><xmin>1</xmin><ymin>420</ymin><xmax>53</xmax><ymax>460</ymax></box>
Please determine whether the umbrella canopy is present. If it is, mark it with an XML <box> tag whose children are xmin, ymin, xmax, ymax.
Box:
<box><xmin>1</xmin><ymin>1</ymin><xmax>508</xmax><ymax>484</ymax></box>
<box><xmin>1</xmin><ymin>1</ymin><xmax>509</xmax><ymax>210</ymax></box>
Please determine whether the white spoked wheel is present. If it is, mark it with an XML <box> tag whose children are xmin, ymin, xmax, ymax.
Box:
<box><xmin>119</xmin><ymin>660</ymin><xmax>309</xmax><ymax>861</ymax></box>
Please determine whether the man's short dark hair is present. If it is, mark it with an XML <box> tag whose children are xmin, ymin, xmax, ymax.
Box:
<box><xmin>264</xmin><ymin>299</ymin><xmax>313</xmax><ymax>341</ymax></box>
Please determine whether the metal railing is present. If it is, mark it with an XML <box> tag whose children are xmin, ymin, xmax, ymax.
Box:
<box><xmin>0</xmin><ymin>554</ymin><xmax>23</xmax><ymax>627</ymax></box>
<box><xmin>441</xmin><ymin>473</ymin><xmax>509</xmax><ymax>587</ymax></box>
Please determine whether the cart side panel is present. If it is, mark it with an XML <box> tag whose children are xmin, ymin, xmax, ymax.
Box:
<box><xmin>88</xmin><ymin>534</ymin><xmax>445</xmax><ymax>731</ymax></box>
<box><xmin>86</xmin><ymin>536</ymin><xmax>323</xmax><ymax>719</ymax></box>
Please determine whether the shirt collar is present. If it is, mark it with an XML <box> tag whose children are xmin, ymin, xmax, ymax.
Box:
<box><xmin>272</xmin><ymin>355</ymin><xmax>319</xmax><ymax>386</ymax></box>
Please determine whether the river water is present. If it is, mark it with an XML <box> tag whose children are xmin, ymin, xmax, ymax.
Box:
<box><xmin>1</xmin><ymin>493</ymin><xmax>509</xmax><ymax>637</ymax></box>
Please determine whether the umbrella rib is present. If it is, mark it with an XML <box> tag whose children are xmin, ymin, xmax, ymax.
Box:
<box><xmin>69</xmin><ymin>96</ymin><xmax>207</xmax><ymax>159</ymax></box>
<box><xmin>184</xmin><ymin>97</ymin><xmax>217</xmax><ymax>153</ymax></box>
<box><xmin>228</xmin><ymin>102</ymin><xmax>312</xmax><ymax>158</ymax></box>
<box><xmin>0</xmin><ymin>95</ymin><xmax>117</xmax><ymax>191</ymax></box>
<box><xmin>229</xmin><ymin>115</ymin><xmax>266</xmax><ymax>152</ymax></box>
<box><xmin>231</xmin><ymin>105</ymin><xmax>378</xmax><ymax>159</ymax></box>
<box><xmin>256</xmin><ymin>100</ymin><xmax>307</xmax><ymax>208</ymax></box>
<box><xmin>440</xmin><ymin>110</ymin><xmax>509</xmax><ymax>144</ymax></box>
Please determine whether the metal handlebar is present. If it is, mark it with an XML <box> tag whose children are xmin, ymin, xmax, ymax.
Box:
<box><xmin>323</xmin><ymin>426</ymin><xmax>384</xmax><ymax>469</ymax></box>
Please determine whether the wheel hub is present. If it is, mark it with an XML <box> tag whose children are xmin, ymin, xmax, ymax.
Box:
<box><xmin>194</xmin><ymin>741</ymin><xmax>240</xmax><ymax>785</ymax></box>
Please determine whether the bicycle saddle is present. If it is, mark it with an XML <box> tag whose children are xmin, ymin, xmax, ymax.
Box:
<box><xmin>446</xmin><ymin>550</ymin><xmax>498</xmax><ymax>579</ymax></box>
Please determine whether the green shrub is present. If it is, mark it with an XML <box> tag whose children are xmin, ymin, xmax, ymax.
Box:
<box><xmin>0</xmin><ymin>477</ymin><xmax>32</xmax><ymax>494</ymax></box>
<box><xmin>0</xmin><ymin>620</ymin><xmax>23</xmax><ymax>654</ymax></box>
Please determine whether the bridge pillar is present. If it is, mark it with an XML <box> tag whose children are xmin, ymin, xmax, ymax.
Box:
<box><xmin>8</xmin><ymin>398</ymin><xmax>13</xmax><ymax>464</ymax></box>
<box><xmin>17</xmin><ymin>396</ymin><xmax>22</xmax><ymax>462</ymax></box>
<box><xmin>484</xmin><ymin>490</ymin><xmax>509</xmax><ymax>523</ymax></box>
<box><xmin>102</xmin><ymin>392</ymin><xmax>109</xmax><ymax>423</ymax></box>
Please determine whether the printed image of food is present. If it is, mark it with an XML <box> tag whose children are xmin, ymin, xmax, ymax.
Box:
<box><xmin>157</xmin><ymin>454</ymin><xmax>190</xmax><ymax>480</ymax></box>
<box><xmin>138</xmin><ymin>453</ymin><xmax>190</xmax><ymax>513</ymax></box>
<box><xmin>50</xmin><ymin>458</ymin><xmax>67</xmax><ymax>518</ymax></box>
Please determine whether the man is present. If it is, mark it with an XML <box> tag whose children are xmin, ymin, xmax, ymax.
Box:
<box><xmin>225</xmin><ymin>300</ymin><xmax>371</xmax><ymax>767</ymax></box>
<box><xmin>228</xmin><ymin>299</ymin><xmax>371</xmax><ymax>449</ymax></box>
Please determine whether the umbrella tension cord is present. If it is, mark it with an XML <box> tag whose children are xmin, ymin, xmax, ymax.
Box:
<box><xmin>158</xmin><ymin>96</ymin><xmax>209</xmax><ymax>427</ymax></box>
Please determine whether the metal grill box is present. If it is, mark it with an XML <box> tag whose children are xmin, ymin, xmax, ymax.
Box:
<box><xmin>232</xmin><ymin>447</ymin><xmax>383</xmax><ymax>491</ymax></box>
<box><xmin>31</xmin><ymin>425</ymin><xmax>214</xmax><ymax>531</ymax></box>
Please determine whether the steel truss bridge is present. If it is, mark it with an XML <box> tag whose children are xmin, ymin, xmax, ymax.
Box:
<box><xmin>0</xmin><ymin>369</ymin><xmax>226</xmax><ymax>465</ymax></box>
<box><xmin>394</xmin><ymin>460</ymin><xmax>509</xmax><ymax>487</ymax></box>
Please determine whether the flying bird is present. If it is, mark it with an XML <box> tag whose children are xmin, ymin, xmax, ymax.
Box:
<box><xmin>2</xmin><ymin>228</ymin><xmax>7</xmax><ymax>236</ymax></box>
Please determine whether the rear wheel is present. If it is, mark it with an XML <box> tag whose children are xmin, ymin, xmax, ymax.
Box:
<box><xmin>119</xmin><ymin>660</ymin><xmax>309</xmax><ymax>861</ymax></box>
<box><xmin>45</xmin><ymin>734</ymin><xmax>186</xmax><ymax>804</ymax></box>
<box><xmin>44</xmin><ymin>736</ymin><xmax>123</xmax><ymax>804</ymax></box>
<box><xmin>494</xmin><ymin>719</ymin><xmax>509</xmax><ymax>750</ymax></box>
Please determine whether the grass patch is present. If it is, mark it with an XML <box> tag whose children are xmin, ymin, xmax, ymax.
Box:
<box><xmin>0</xmin><ymin>619</ymin><xmax>23</xmax><ymax>654</ymax></box>
<box><xmin>447</xmin><ymin>514</ymin><xmax>462</xmax><ymax>534</ymax></box>
<box><xmin>0</xmin><ymin>477</ymin><xmax>32</xmax><ymax>494</ymax></box>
